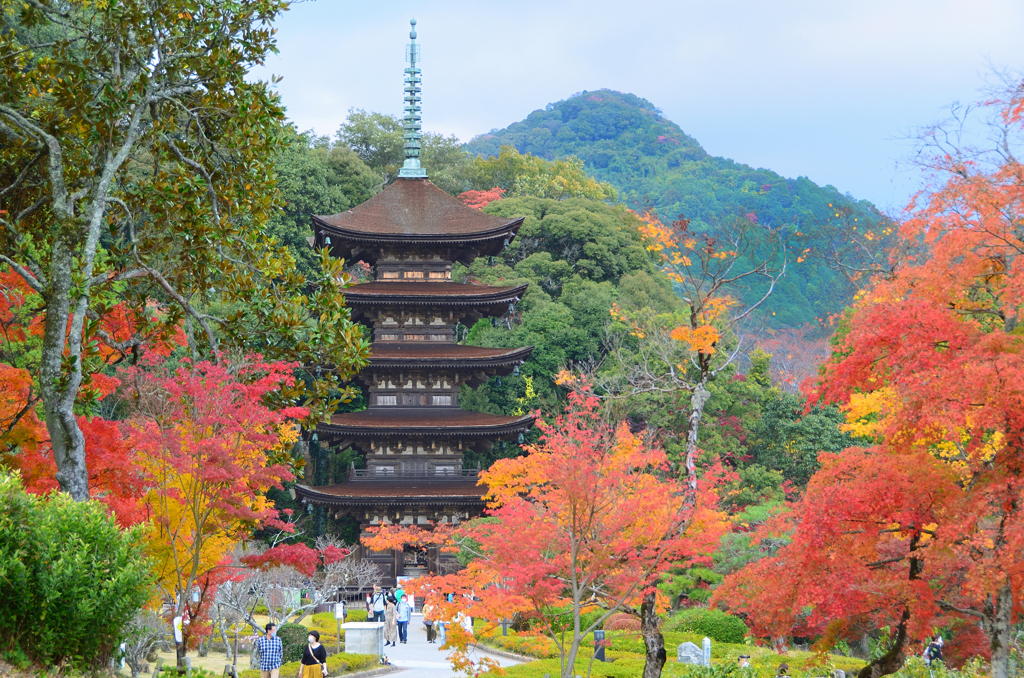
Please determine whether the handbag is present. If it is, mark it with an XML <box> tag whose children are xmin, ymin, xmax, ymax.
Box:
<box><xmin>423</xmin><ymin>619</ymin><xmax>433</xmax><ymax>628</ymax></box>
<box><xmin>301</xmin><ymin>644</ymin><xmax>328</xmax><ymax>678</ymax></box>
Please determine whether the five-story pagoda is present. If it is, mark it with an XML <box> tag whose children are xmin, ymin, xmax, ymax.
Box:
<box><xmin>294</xmin><ymin>20</ymin><xmax>535</xmax><ymax>583</ymax></box>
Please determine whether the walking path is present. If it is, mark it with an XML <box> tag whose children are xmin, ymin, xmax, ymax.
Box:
<box><xmin>379</xmin><ymin>615</ymin><xmax>522</xmax><ymax>678</ymax></box>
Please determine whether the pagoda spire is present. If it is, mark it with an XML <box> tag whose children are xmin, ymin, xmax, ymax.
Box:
<box><xmin>398</xmin><ymin>18</ymin><xmax>427</xmax><ymax>179</ymax></box>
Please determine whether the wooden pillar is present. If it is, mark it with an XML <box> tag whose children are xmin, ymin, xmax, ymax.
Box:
<box><xmin>394</xmin><ymin>548</ymin><xmax>404</xmax><ymax>579</ymax></box>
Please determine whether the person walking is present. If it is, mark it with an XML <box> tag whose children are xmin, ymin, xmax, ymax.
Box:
<box><xmin>370</xmin><ymin>585</ymin><xmax>386</xmax><ymax>622</ymax></box>
<box><xmin>396</xmin><ymin>596</ymin><xmax>411</xmax><ymax>644</ymax></box>
<box><xmin>923</xmin><ymin>636</ymin><xmax>944</xmax><ymax>667</ymax></box>
<box><xmin>383</xmin><ymin>598</ymin><xmax>398</xmax><ymax>647</ymax></box>
<box><xmin>254</xmin><ymin>623</ymin><xmax>283</xmax><ymax>678</ymax></box>
<box><xmin>422</xmin><ymin>601</ymin><xmax>437</xmax><ymax>644</ymax></box>
<box><xmin>300</xmin><ymin>630</ymin><xmax>328</xmax><ymax>678</ymax></box>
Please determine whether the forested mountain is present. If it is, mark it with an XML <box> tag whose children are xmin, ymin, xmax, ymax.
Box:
<box><xmin>466</xmin><ymin>90</ymin><xmax>890</xmax><ymax>327</ymax></box>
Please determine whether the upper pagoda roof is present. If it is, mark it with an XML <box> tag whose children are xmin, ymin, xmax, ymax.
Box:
<box><xmin>317</xmin><ymin>409</ymin><xmax>535</xmax><ymax>440</ymax></box>
<box><xmin>312</xmin><ymin>179</ymin><xmax>524</xmax><ymax>261</ymax></box>
<box><xmin>368</xmin><ymin>344</ymin><xmax>533</xmax><ymax>368</ymax></box>
<box><xmin>295</xmin><ymin>480</ymin><xmax>486</xmax><ymax>507</ymax></box>
<box><xmin>344</xmin><ymin>281</ymin><xmax>527</xmax><ymax>306</ymax></box>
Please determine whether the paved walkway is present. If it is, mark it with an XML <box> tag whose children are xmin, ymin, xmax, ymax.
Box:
<box><xmin>379</xmin><ymin>614</ymin><xmax>521</xmax><ymax>678</ymax></box>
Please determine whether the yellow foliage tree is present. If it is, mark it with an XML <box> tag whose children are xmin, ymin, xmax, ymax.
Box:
<box><xmin>126</xmin><ymin>360</ymin><xmax>302</xmax><ymax>662</ymax></box>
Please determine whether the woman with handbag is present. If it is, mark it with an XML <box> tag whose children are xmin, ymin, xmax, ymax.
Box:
<box><xmin>300</xmin><ymin>631</ymin><xmax>328</xmax><ymax>678</ymax></box>
<box><xmin>422</xmin><ymin>602</ymin><xmax>436</xmax><ymax>643</ymax></box>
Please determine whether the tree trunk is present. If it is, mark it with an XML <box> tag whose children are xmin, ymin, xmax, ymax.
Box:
<box><xmin>220</xmin><ymin>621</ymin><xmax>234</xmax><ymax>661</ymax></box>
<box><xmin>39</xmin><ymin>237</ymin><xmax>90</xmax><ymax>500</ymax></box>
<box><xmin>562</xmin><ymin>634</ymin><xmax>581</xmax><ymax>678</ymax></box>
<box><xmin>640</xmin><ymin>590</ymin><xmax>666</xmax><ymax>678</ymax></box>
<box><xmin>988</xmin><ymin>583</ymin><xmax>1013</xmax><ymax>678</ymax></box>
<box><xmin>856</xmin><ymin>609</ymin><xmax>910</xmax><ymax>678</ymax></box>
<box><xmin>684</xmin><ymin>378</ymin><xmax>711</xmax><ymax>493</ymax></box>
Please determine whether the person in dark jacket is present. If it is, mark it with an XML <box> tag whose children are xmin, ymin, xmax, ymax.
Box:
<box><xmin>300</xmin><ymin>630</ymin><xmax>328</xmax><ymax>678</ymax></box>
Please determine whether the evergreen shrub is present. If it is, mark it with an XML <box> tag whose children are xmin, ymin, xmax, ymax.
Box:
<box><xmin>665</xmin><ymin>608</ymin><xmax>749</xmax><ymax>644</ymax></box>
<box><xmin>277</xmin><ymin>623</ymin><xmax>310</xmax><ymax>663</ymax></box>
<box><xmin>0</xmin><ymin>470</ymin><xmax>151</xmax><ymax>668</ymax></box>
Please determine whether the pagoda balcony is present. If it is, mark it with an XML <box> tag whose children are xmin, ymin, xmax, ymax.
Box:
<box><xmin>348</xmin><ymin>467</ymin><xmax>480</xmax><ymax>481</ymax></box>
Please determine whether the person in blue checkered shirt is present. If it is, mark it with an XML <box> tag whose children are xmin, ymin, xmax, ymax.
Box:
<box><xmin>254</xmin><ymin>623</ymin><xmax>283</xmax><ymax>678</ymax></box>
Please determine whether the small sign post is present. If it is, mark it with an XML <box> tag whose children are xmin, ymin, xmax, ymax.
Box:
<box><xmin>334</xmin><ymin>602</ymin><xmax>345</xmax><ymax>654</ymax></box>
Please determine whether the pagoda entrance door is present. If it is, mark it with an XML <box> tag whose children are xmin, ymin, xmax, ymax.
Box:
<box><xmin>403</xmin><ymin>545</ymin><xmax>429</xmax><ymax>579</ymax></box>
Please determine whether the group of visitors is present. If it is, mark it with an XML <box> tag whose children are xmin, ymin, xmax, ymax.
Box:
<box><xmin>252</xmin><ymin>623</ymin><xmax>329</xmax><ymax>678</ymax></box>
<box><xmin>366</xmin><ymin>582</ymin><xmax>451</xmax><ymax>645</ymax></box>
<box><xmin>368</xmin><ymin>583</ymin><xmax>412</xmax><ymax>646</ymax></box>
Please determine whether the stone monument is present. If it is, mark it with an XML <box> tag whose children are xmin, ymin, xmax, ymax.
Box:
<box><xmin>703</xmin><ymin>637</ymin><xmax>712</xmax><ymax>666</ymax></box>
<box><xmin>677</xmin><ymin>641</ymin><xmax>704</xmax><ymax>665</ymax></box>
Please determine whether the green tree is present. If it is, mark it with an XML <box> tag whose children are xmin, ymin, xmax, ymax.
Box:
<box><xmin>0</xmin><ymin>0</ymin><xmax>369</xmax><ymax>498</ymax></box>
<box><xmin>336</xmin><ymin>109</ymin><xmax>470</xmax><ymax>194</ymax></box>
<box><xmin>453</xmin><ymin>197</ymin><xmax>670</xmax><ymax>466</ymax></box>
<box><xmin>268</xmin><ymin>128</ymin><xmax>377</xmax><ymax>278</ymax></box>
<box><xmin>747</xmin><ymin>390</ymin><xmax>853</xmax><ymax>486</ymax></box>
<box><xmin>468</xmin><ymin>145</ymin><xmax>617</xmax><ymax>201</ymax></box>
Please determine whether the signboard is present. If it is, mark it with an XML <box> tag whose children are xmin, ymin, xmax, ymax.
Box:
<box><xmin>334</xmin><ymin>602</ymin><xmax>345</xmax><ymax>620</ymax></box>
<box><xmin>172</xmin><ymin>616</ymin><xmax>184</xmax><ymax>644</ymax></box>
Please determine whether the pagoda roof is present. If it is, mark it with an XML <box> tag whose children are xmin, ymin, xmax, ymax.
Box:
<box><xmin>317</xmin><ymin>409</ymin><xmax>535</xmax><ymax>439</ymax></box>
<box><xmin>368</xmin><ymin>344</ymin><xmax>533</xmax><ymax>369</ymax></box>
<box><xmin>312</xmin><ymin>179</ymin><xmax>523</xmax><ymax>261</ymax></box>
<box><xmin>294</xmin><ymin>480</ymin><xmax>486</xmax><ymax>507</ymax></box>
<box><xmin>344</xmin><ymin>282</ymin><xmax>528</xmax><ymax>308</ymax></box>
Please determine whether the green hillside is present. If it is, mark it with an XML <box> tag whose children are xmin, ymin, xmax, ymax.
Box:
<box><xmin>466</xmin><ymin>90</ymin><xmax>887</xmax><ymax>326</ymax></box>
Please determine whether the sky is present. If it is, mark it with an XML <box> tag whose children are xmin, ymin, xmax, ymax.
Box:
<box><xmin>251</xmin><ymin>0</ymin><xmax>1024</xmax><ymax>213</ymax></box>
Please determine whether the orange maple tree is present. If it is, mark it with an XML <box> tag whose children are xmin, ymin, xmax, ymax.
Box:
<box><xmin>606</xmin><ymin>210</ymin><xmax>786</xmax><ymax>493</ymax></box>
<box><xmin>718</xmin><ymin>77</ymin><xmax>1024</xmax><ymax>678</ymax></box>
<box><xmin>363</xmin><ymin>376</ymin><xmax>728</xmax><ymax>678</ymax></box>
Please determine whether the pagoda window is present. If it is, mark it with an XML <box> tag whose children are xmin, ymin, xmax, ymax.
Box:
<box><xmin>406</xmin><ymin>334</ymin><xmax>426</xmax><ymax>341</ymax></box>
<box><xmin>404</xmin><ymin>271</ymin><xmax>424</xmax><ymax>279</ymax></box>
<box><xmin>428</xmin><ymin>271</ymin><xmax>450</xmax><ymax>279</ymax></box>
<box><xmin>381</xmin><ymin>271</ymin><xmax>400</xmax><ymax>279</ymax></box>
<box><xmin>376</xmin><ymin>395</ymin><xmax>397</xmax><ymax>406</ymax></box>
<box><xmin>380</xmin><ymin>333</ymin><xmax>399</xmax><ymax>341</ymax></box>
<box><xmin>432</xmin><ymin>395</ymin><xmax>452</xmax><ymax>406</ymax></box>
<box><xmin>428</xmin><ymin>334</ymin><xmax>447</xmax><ymax>341</ymax></box>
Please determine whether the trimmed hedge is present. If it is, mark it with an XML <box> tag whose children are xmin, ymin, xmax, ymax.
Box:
<box><xmin>665</xmin><ymin>608</ymin><xmax>749</xmax><ymax>644</ymax></box>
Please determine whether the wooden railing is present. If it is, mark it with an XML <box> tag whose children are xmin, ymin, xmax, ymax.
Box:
<box><xmin>348</xmin><ymin>467</ymin><xmax>479</xmax><ymax>480</ymax></box>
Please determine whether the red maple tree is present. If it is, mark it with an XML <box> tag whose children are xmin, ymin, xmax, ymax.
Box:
<box><xmin>458</xmin><ymin>187</ymin><xmax>505</xmax><ymax>210</ymax></box>
<box><xmin>364</xmin><ymin>375</ymin><xmax>728</xmax><ymax>678</ymax></box>
<box><xmin>719</xmin><ymin>77</ymin><xmax>1024</xmax><ymax>678</ymax></box>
